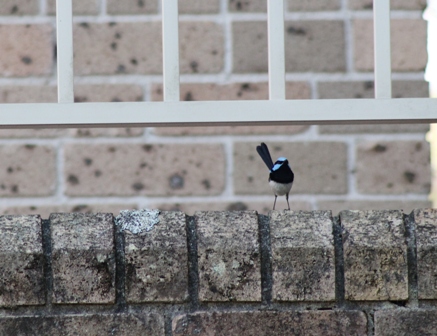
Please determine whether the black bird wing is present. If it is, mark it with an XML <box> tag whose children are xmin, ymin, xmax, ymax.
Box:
<box><xmin>256</xmin><ymin>143</ymin><xmax>274</xmax><ymax>170</ymax></box>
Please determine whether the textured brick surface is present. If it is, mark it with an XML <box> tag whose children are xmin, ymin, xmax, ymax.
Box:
<box><xmin>0</xmin><ymin>85</ymin><xmax>56</xmax><ymax>103</ymax></box>
<box><xmin>234</xmin><ymin>142</ymin><xmax>348</xmax><ymax>195</ymax></box>
<box><xmin>270</xmin><ymin>210</ymin><xmax>335</xmax><ymax>301</ymax></box>
<box><xmin>412</xmin><ymin>208</ymin><xmax>437</xmax><ymax>299</ymax></box>
<box><xmin>64</xmin><ymin>143</ymin><xmax>225</xmax><ymax>196</ymax></box>
<box><xmin>179</xmin><ymin>0</ymin><xmax>220</xmax><ymax>13</ymax></box>
<box><xmin>0</xmin><ymin>0</ymin><xmax>39</xmax><ymax>15</ymax></box>
<box><xmin>0</xmin><ymin>215</ymin><xmax>44</xmax><ymax>306</ymax></box>
<box><xmin>51</xmin><ymin>213</ymin><xmax>116</xmax><ymax>304</ymax></box>
<box><xmin>0</xmin><ymin>24</ymin><xmax>53</xmax><ymax>77</ymax></box>
<box><xmin>196</xmin><ymin>211</ymin><xmax>261</xmax><ymax>302</ymax></box>
<box><xmin>356</xmin><ymin>141</ymin><xmax>430</xmax><ymax>194</ymax></box>
<box><xmin>349</xmin><ymin>0</ymin><xmax>427</xmax><ymax>10</ymax></box>
<box><xmin>233</xmin><ymin>21</ymin><xmax>345</xmax><ymax>73</ymax></box>
<box><xmin>288</xmin><ymin>0</ymin><xmax>340</xmax><ymax>11</ymax></box>
<box><xmin>125</xmin><ymin>211</ymin><xmax>189</xmax><ymax>302</ymax></box>
<box><xmin>173</xmin><ymin>311</ymin><xmax>368</xmax><ymax>335</ymax></box>
<box><xmin>341</xmin><ymin>210</ymin><xmax>408</xmax><ymax>301</ymax></box>
<box><xmin>375</xmin><ymin>310</ymin><xmax>437</xmax><ymax>336</ymax></box>
<box><xmin>47</xmin><ymin>0</ymin><xmax>100</xmax><ymax>15</ymax></box>
<box><xmin>0</xmin><ymin>314</ymin><xmax>165</xmax><ymax>335</ymax></box>
<box><xmin>354</xmin><ymin>19</ymin><xmax>427</xmax><ymax>72</ymax></box>
<box><xmin>107</xmin><ymin>0</ymin><xmax>158</xmax><ymax>14</ymax></box>
<box><xmin>0</xmin><ymin>145</ymin><xmax>56</xmax><ymax>196</ymax></box>
<box><xmin>229</xmin><ymin>0</ymin><xmax>266</xmax><ymax>12</ymax></box>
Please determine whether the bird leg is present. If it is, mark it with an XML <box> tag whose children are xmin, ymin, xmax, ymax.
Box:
<box><xmin>286</xmin><ymin>193</ymin><xmax>290</xmax><ymax>210</ymax></box>
<box><xmin>273</xmin><ymin>195</ymin><xmax>278</xmax><ymax>210</ymax></box>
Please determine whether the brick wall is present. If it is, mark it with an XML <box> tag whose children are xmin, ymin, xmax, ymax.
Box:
<box><xmin>1</xmin><ymin>208</ymin><xmax>437</xmax><ymax>335</ymax></box>
<box><xmin>0</xmin><ymin>0</ymin><xmax>432</xmax><ymax>216</ymax></box>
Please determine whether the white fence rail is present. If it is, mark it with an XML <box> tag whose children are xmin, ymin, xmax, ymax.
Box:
<box><xmin>0</xmin><ymin>0</ymin><xmax>435</xmax><ymax>128</ymax></box>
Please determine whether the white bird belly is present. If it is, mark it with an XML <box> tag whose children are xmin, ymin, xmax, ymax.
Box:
<box><xmin>269</xmin><ymin>180</ymin><xmax>293</xmax><ymax>196</ymax></box>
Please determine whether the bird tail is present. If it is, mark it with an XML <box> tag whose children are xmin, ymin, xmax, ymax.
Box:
<box><xmin>256</xmin><ymin>143</ymin><xmax>274</xmax><ymax>170</ymax></box>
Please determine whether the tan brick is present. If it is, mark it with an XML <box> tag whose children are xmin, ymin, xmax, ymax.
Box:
<box><xmin>47</xmin><ymin>0</ymin><xmax>100</xmax><ymax>15</ymax></box>
<box><xmin>356</xmin><ymin>141</ymin><xmax>430</xmax><ymax>194</ymax></box>
<box><xmin>0</xmin><ymin>24</ymin><xmax>53</xmax><ymax>77</ymax></box>
<box><xmin>354</xmin><ymin>19</ymin><xmax>427</xmax><ymax>72</ymax></box>
<box><xmin>234</xmin><ymin>142</ymin><xmax>348</xmax><ymax>195</ymax></box>
<box><xmin>71</xmin><ymin>127</ymin><xmax>144</xmax><ymax>137</ymax></box>
<box><xmin>0</xmin><ymin>145</ymin><xmax>56</xmax><ymax>196</ymax></box>
<box><xmin>341</xmin><ymin>210</ymin><xmax>408</xmax><ymax>300</ymax></box>
<box><xmin>288</xmin><ymin>0</ymin><xmax>340</xmax><ymax>11</ymax></box>
<box><xmin>349</xmin><ymin>0</ymin><xmax>426</xmax><ymax>10</ymax></box>
<box><xmin>233</xmin><ymin>21</ymin><xmax>345</xmax><ymax>73</ymax></box>
<box><xmin>0</xmin><ymin>85</ymin><xmax>56</xmax><ymax>103</ymax></box>
<box><xmin>318</xmin><ymin>200</ymin><xmax>432</xmax><ymax>216</ymax></box>
<box><xmin>319</xmin><ymin>124</ymin><xmax>429</xmax><ymax>134</ymax></box>
<box><xmin>107</xmin><ymin>0</ymin><xmax>158</xmax><ymax>14</ymax></box>
<box><xmin>64</xmin><ymin>143</ymin><xmax>225</xmax><ymax>196</ymax></box>
<box><xmin>179</xmin><ymin>0</ymin><xmax>220</xmax><ymax>14</ymax></box>
<box><xmin>228</xmin><ymin>0</ymin><xmax>266</xmax><ymax>12</ymax></box>
<box><xmin>0</xmin><ymin>0</ymin><xmax>38</xmax><ymax>15</ymax></box>
<box><xmin>375</xmin><ymin>310</ymin><xmax>437</xmax><ymax>336</ymax></box>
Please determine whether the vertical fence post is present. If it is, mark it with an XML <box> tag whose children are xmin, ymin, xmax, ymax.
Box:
<box><xmin>56</xmin><ymin>0</ymin><xmax>74</xmax><ymax>103</ymax></box>
<box><xmin>267</xmin><ymin>0</ymin><xmax>286</xmax><ymax>100</ymax></box>
<box><xmin>162</xmin><ymin>0</ymin><xmax>180</xmax><ymax>102</ymax></box>
<box><xmin>373</xmin><ymin>0</ymin><xmax>392</xmax><ymax>99</ymax></box>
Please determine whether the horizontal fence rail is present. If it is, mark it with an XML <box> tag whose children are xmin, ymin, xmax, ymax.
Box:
<box><xmin>0</xmin><ymin>0</ymin><xmax>435</xmax><ymax>129</ymax></box>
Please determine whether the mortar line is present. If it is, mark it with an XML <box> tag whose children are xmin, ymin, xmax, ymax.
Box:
<box><xmin>41</xmin><ymin>218</ymin><xmax>53</xmax><ymax>312</ymax></box>
<box><xmin>332</xmin><ymin>215</ymin><xmax>345</xmax><ymax>307</ymax></box>
<box><xmin>186</xmin><ymin>215</ymin><xmax>200</xmax><ymax>311</ymax></box>
<box><xmin>404</xmin><ymin>212</ymin><xmax>419</xmax><ymax>308</ymax></box>
<box><xmin>114</xmin><ymin>218</ymin><xmax>127</xmax><ymax>312</ymax></box>
<box><xmin>258</xmin><ymin>213</ymin><xmax>272</xmax><ymax>305</ymax></box>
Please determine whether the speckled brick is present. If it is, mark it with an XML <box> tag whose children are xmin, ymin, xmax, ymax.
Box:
<box><xmin>47</xmin><ymin>0</ymin><xmax>100</xmax><ymax>15</ymax></box>
<box><xmin>233</xmin><ymin>21</ymin><xmax>345</xmax><ymax>73</ymax></box>
<box><xmin>349</xmin><ymin>0</ymin><xmax>426</xmax><ymax>10</ymax></box>
<box><xmin>0</xmin><ymin>24</ymin><xmax>53</xmax><ymax>77</ymax></box>
<box><xmin>179</xmin><ymin>0</ymin><xmax>220</xmax><ymax>14</ymax></box>
<box><xmin>234</xmin><ymin>142</ymin><xmax>348</xmax><ymax>196</ymax></box>
<box><xmin>270</xmin><ymin>210</ymin><xmax>335</xmax><ymax>301</ymax></box>
<box><xmin>51</xmin><ymin>213</ymin><xmax>115</xmax><ymax>304</ymax></box>
<box><xmin>125</xmin><ymin>211</ymin><xmax>188</xmax><ymax>302</ymax></box>
<box><xmin>341</xmin><ymin>210</ymin><xmax>408</xmax><ymax>301</ymax></box>
<box><xmin>107</xmin><ymin>0</ymin><xmax>158</xmax><ymax>14</ymax></box>
<box><xmin>228</xmin><ymin>0</ymin><xmax>266</xmax><ymax>12</ymax></box>
<box><xmin>0</xmin><ymin>145</ymin><xmax>56</xmax><ymax>196</ymax></box>
<box><xmin>411</xmin><ymin>208</ymin><xmax>437</xmax><ymax>299</ymax></box>
<box><xmin>356</xmin><ymin>141</ymin><xmax>430</xmax><ymax>194</ymax></box>
<box><xmin>64</xmin><ymin>143</ymin><xmax>225</xmax><ymax>196</ymax></box>
<box><xmin>374</xmin><ymin>310</ymin><xmax>437</xmax><ymax>336</ymax></box>
<box><xmin>354</xmin><ymin>19</ymin><xmax>427</xmax><ymax>72</ymax></box>
<box><xmin>0</xmin><ymin>215</ymin><xmax>44</xmax><ymax>306</ymax></box>
<box><xmin>196</xmin><ymin>211</ymin><xmax>261</xmax><ymax>302</ymax></box>
<box><xmin>173</xmin><ymin>311</ymin><xmax>367</xmax><ymax>335</ymax></box>
<box><xmin>0</xmin><ymin>0</ymin><xmax>38</xmax><ymax>15</ymax></box>
<box><xmin>0</xmin><ymin>314</ymin><xmax>165</xmax><ymax>335</ymax></box>
<box><xmin>288</xmin><ymin>0</ymin><xmax>340</xmax><ymax>11</ymax></box>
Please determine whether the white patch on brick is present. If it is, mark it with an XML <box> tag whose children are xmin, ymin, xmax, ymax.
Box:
<box><xmin>116</xmin><ymin>209</ymin><xmax>160</xmax><ymax>234</ymax></box>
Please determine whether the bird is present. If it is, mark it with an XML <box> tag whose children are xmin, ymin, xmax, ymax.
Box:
<box><xmin>256</xmin><ymin>142</ymin><xmax>294</xmax><ymax>210</ymax></box>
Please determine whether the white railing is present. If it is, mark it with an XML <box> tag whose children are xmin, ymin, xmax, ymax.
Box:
<box><xmin>0</xmin><ymin>0</ymin><xmax>435</xmax><ymax>128</ymax></box>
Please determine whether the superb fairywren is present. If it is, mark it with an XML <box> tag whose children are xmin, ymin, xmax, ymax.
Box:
<box><xmin>256</xmin><ymin>142</ymin><xmax>294</xmax><ymax>210</ymax></box>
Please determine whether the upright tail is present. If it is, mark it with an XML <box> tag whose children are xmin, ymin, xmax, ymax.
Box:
<box><xmin>256</xmin><ymin>143</ymin><xmax>274</xmax><ymax>170</ymax></box>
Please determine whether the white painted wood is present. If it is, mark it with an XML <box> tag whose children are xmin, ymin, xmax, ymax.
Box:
<box><xmin>373</xmin><ymin>0</ymin><xmax>392</xmax><ymax>99</ymax></box>
<box><xmin>162</xmin><ymin>0</ymin><xmax>180</xmax><ymax>102</ymax></box>
<box><xmin>267</xmin><ymin>0</ymin><xmax>286</xmax><ymax>100</ymax></box>
<box><xmin>56</xmin><ymin>0</ymin><xmax>74</xmax><ymax>103</ymax></box>
<box><xmin>0</xmin><ymin>99</ymin><xmax>435</xmax><ymax>128</ymax></box>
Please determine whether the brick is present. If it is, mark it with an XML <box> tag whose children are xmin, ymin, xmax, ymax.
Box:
<box><xmin>234</xmin><ymin>142</ymin><xmax>348</xmax><ymax>195</ymax></box>
<box><xmin>0</xmin><ymin>314</ymin><xmax>165</xmax><ymax>335</ymax></box>
<box><xmin>179</xmin><ymin>0</ymin><xmax>220</xmax><ymax>14</ymax></box>
<box><xmin>196</xmin><ymin>211</ymin><xmax>261</xmax><ymax>301</ymax></box>
<box><xmin>320</xmin><ymin>123</ymin><xmax>429</xmax><ymax>134</ymax></box>
<box><xmin>70</xmin><ymin>127</ymin><xmax>144</xmax><ymax>137</ymax></box>
<box><xmin>318</xmin><ymin>200</ymin><xmax>432</xmax><ymax>216</ymax></box>
<box><xmin>411</xmin><ymin>208</ymin><xmax>437</xmax><ymax>299</ymax></box>
<box><xmin>0</xmin><ymin>0</ymin><xmax>38</xmax><ymax>15</ymax></box>
<box><xmin>229</xmin><ymin>0</ymin><xmax>266</xmax><ymax>12</ymax></box>
<box><xmin>0</xmin><ymin>85</ymin><xmax>56</xmax><ymax>103</ymax></box>
<box><xmin>51</xmin><ymin>213</ymin><xmax>115</xmax><ymax>303</ymax></box>
<box><xmin>124</xmin><ymin>211</ymin><xmax>188</xmax><ymax>302</ymax></box>
<box><xmin>349</xmin><ymin>0</ymin><xmax>426</xmax><ymax>10</ymax></box>
<box><xmin>47</xmin><ymin>0</ymin><xmax>100</xmax><ymax>15</ymax></box>
<box><xmin>64</xmin><ymin>143</ymin><xmax>225</xmax><ymax>196</ymax></box>
<box><xmin>151</xmin><ymin>200</ymin><xmax>312</xmax><ymax>215</ymax></box>
<box><xmin>173</xmin><ymin>311</ymin><xmax>367</xmax><ymax>335</ymax></box>
<box><xmin>375</xmin><ymin>310</ymin><xmax>437</xmax><ymax>336</ymax></box>
<box><xmin>288</xmin><ymin>0</ymin><xmax>340</xmax><ymax>11</ymax></box>
<box><xmin>0</xmin><ymin>24</ymin><xmax>53</xmax><ymax>77</ymax></box>
<box><xmin>0</xmin><ymin>215</ymin><xmax>44</xmax><ymax>306</ymax></box>
<box><xmin>356</xmin><ymin>141</ymin><xmax>430</xmax><ymax>194</ymax></box>
<box><xmin>107</xmin><ymin>0</ymin><xmax>158</xmax><ymax>14</ymax></box>
<box><xmin>270</xmin><ymin>210</ymin><xmax>335</xmax><ymax>301</ymax></box>
<box><xmin>341</xmin><ymin>210</ymin><xmax>408</xmax><ymax>300</ymax></box>
<box><xmin>0</xmin><ymin>145</ymin><xmax>56</xmax><ymax>196</ymax></box>
<box><xmin>354</xmin><ymin>19</ymin><xmax>427</xmax><ymax>72</ymax></box>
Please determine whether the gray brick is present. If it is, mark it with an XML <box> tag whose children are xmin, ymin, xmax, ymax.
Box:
<box><xmin>234</xmin><ymin>142</ymin><xmax>348</xmax><ymax>195</ymax></box>
<box><xmin>349</xmin><ymin>0</ymin><xmax>426</xmax><ymax>10</ymax></box>
<box><xmin>51</xmin><ymin>213</ymin><xmax>115</xmax><ymax>304</ymax></box>
<box><xmin>356</xmin><ymin>141</ymin><xmax>430</xmax><ymax>194</ymax></box>
<box><xmin>375</xmin><ymin>310</ymin><xmax>437</xmax><ymax>336</ymax></box>
<box><xmin>47</xmin><ymin>0</ymin><xmax>100</xmax><ymax>15</ymax></box>
<box><xmin>0</xmin><ymin>0</ymin><xmax>39</xmax><ymax>15</ymax></box>
<box><xmin>196</xmin><ymin>211</ymin><xmax>261</xmax><ymax>301</ymax></box>
<box><xmin>271</xmin><ymin>210</ymin><xmax>335</xmax><ymax>301</ymax></box>
<box><xmin>107</xmin><ymin>0</ymin><xmax>158</xmax><ymax>14</ymax></box>
<box><xmin>229</xmin><ymin>0</ymin><xmax>266</xmax><ymax>12</ymax></box>
<box><xmin>341</xmin><ymin>210</ymin><xmax>408</xmax><ymax>300</ymax></box>
<box><xmin>179</xmin><ymin>0</ymin><xmax>220</xmax><ymax>13</ymax></box>
<box><xmin>0</xmin><ymin>215</ymin><xmax>44</xmax><ymax>306</ymax></box>
<box><xmin>124</xmin><ymin>211</ymin><xmax>189</xmax><ymax>302</ymax></box>
<box><xmin>288</xmin><ymin>0</ymin><xmax>340</xmax><ymax>11</ymax></box>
